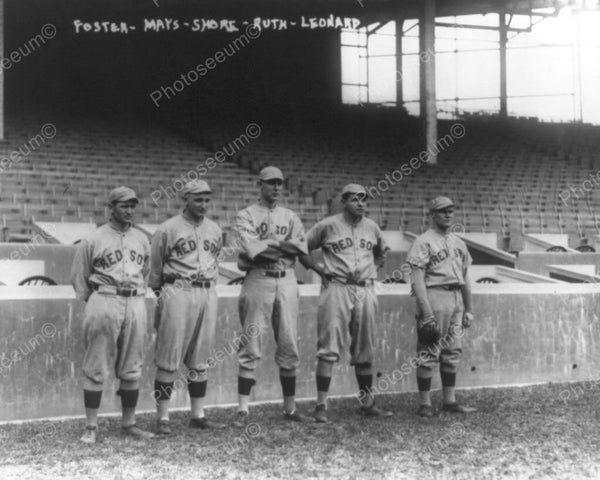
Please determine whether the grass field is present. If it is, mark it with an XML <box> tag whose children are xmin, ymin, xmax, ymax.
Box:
<box><xmin>1</xmin><ymin>382</ymin><xmax>599</xmax><ymax>480</ymax></box>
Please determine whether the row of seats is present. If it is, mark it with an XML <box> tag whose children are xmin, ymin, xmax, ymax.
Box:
<box><xmin>1</xmin><ymin>112</ymin><xmax>600</xmax><ymax>251</ymax></box>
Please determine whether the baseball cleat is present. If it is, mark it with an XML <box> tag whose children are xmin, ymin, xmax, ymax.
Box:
<box><xmin>122</xmin><ymin>424</ymin><xmax>155</xmax><ymax>440</ymax></box>
<box><xmin>189</xmin><ymin>417</ymin><xmax>226</xmax><ymax>429</ymax></box>
<box><xmin>314</xmin><ymin>404</ymin><xmax>328</xmax><ymax>423</ymax></box>
<box><xmin>442</xmin><ymin>402</ymin><xmax>477</xmax><ymax>414</ymax></box>
<box><xmin>417</xmin><ymin>404</ymin><xmax>435</xmax><ymax>418</ymax></box>
<box><xmin>232</xmin><ymin>411</ymin><xmax>249</xmax><ymax>428</ymax></box>
<box><xmin>360</xmin><ymin>404</ymin><xmax>393</xmax><ymax>418</ymax></box>
<box><xmin>80</xmin><ymin>425</ymin><xmax>97</xmax><ymax>444</ymax></box>
<box><xmin>156</xmin><ymin>419</ymin><xmax>172</xmax><ymax>435</ymax></box>
<box><xmin>283</xmin><ymin>409</ymin><xmax>313</xmax><ymax>422</ymax></box>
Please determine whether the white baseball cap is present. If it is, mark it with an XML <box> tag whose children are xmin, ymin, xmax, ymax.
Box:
<box><xmin>429</xmin><ymin>196</ymin><xmax>454</xmax><ymax>211</ymax></box>
<box><xmin>181</xmin><ymin>180</ymin><xmax>212</xmax><ymax>197</ymax></box>
<box><xmin>259</xmin><ymin>166</ymin><xmax>284</xmax><ymax>181</ymax></box>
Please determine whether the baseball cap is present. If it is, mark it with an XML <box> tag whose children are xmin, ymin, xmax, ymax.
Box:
<box><xmin>429</xmin><ymin>196</ymin><xmax>454</xmax><ymax>211</ymax></box>
<box><xmin>341</xmin><ymin>183</ymin><xmax>367</xmax><ymax>197</ymax></box>
<box><xmin>259</xmin><ymin>166</ymin><xmax>284</xmax><ymax>182</ymax></box>
<box><xmin>181</xmin><ymin>180</ymin><xmax>212</xmax><ymax>197</ymax></box>
<box><xmin>108</xmin><ymin>186</ymin><xmax>138</xmax><ymax>204</ymax></box>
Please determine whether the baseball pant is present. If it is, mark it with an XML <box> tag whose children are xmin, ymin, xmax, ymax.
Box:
<box><xmin>154</xmin><ymin>284</ymin><xmax>218</xmax><ymax>373</ymax></box>
<box><xmin>82</xmin><ymin>291</ymin><xmax>147</xmax><ymax>385</ymax></box>
<box><xmin>237</xmin><ymin>270</ymin><xmax>299</xmax><ymax>371</ymax></box>
<box><xmin>416</xmin><ymin>287</ymin><xmax>464</xmax><ymax>376</ymax></box>
<box><xmin>316</xmin><ymin>282</ymin><xmax>376</xmax><ymax>366</ymax></box>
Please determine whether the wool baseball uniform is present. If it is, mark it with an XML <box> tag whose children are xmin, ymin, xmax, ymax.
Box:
<box><xmin>71</xmin><ymin>220</ymin><xmax>150</xmax><ymax>386</ymax></box>
<box><xmin>406</xmin><ymin>228</ymin><xmax>472</xmax><ymax>374</ymax></box>
<box><xmin>306</xmin><ymin>212</ymin><xmax>388</xmax><ymax>365</ymax></box>
<box><xmin>235</xmin><ymin>202</ymin><xmax>308</xmax><ymax>371</ymax></box>
<box><xmin>149</xmin><ymin>212</ymin><xmax>222</xmax><ymax>375</ymax></box>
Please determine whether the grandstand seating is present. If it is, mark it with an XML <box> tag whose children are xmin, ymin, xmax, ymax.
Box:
<box><xmin>1</xmin><ymin>112</ymin><xmax>599</xmax><ymax>252</ymax></box>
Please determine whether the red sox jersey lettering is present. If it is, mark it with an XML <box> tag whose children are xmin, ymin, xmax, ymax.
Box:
<box><xmin>71</xmin><ymin>223</ymin><xmax>150</xmax><ymax>302</ymax></box>
<box><xmin>406</xmin><ymin>229</ymin><xmax>472</xmax><ymax>286</ymax></box>
<box><xmin>306</xmin><ymin>213</ymin><xmax>387</xmax><ymax>281</ymax></box>
<box><xmin>236</xmin><ymin>203</ymin><xmax>307</xmax><ymax>271</ymax></box>
<box><xmin>149</xmin><ymin>214</ymin><xmax>222</xmax><ymax>289</ymax></box>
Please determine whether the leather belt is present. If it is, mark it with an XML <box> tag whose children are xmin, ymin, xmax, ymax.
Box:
<box><xmin>94</xmin><ymin>285</ymin><xmax>145</xmax><ymax>297</ymax></box>
<box><xmin>163</xmin><ymin>277</ymin><xmax>212</xmax><ymax>288</ymax></box>
<box><xmin>429</xmin><ymin>284</ymin><xmax>462</xmax><ymax>291</ymax></box>
<box><xmin>332</xmin><ymin>277</ymin><xmax>373</xmax><ymax>287</ymax></box>
<box><xmin>263</xmin><ymin>270</ymin><xmax>286</xmax><ymax>278</ymax></box>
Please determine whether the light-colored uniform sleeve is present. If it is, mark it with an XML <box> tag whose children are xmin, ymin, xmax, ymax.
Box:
<box><xmin>306</xmin><ymin>222</ymin><xmax>324</xmax><ymax>252</ymax></box>
<box><xmin>148</xmin><ymin>229</ymin><xmax>167</xmax><ymax>291</ymax></box>
<box><xmin>236</xmin><ymin>210</ymin><xmax>265</xmax><ymax>259</ymax></box>
<box><xmin>406</xmin><ymin>237</ymin><xmax>430</xmax><ymax>270</ymax></box>
<box><xmin>70</xmin><ymin>239</ymin><xmax>93</xmax><ymax>302</ymax></box>
<box><xmin>287</xmin><ymin>212</ymin><xmax>308</xmax><ymax>256</ymax></box>
<box><xmin>462</xmin><ymin>240</ymin><xmax>473</xmax><ymax>275</ymax></box>
<box><xmin>235</xmin><ymin>209</ymin><xmax>273</xmax><ymax>259</ymax></box>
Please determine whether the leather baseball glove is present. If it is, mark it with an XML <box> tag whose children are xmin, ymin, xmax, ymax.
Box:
<box><xmin>418</xmin><ymin>316</ymin><xmax>442</xmax><ymax>345</ymax></box>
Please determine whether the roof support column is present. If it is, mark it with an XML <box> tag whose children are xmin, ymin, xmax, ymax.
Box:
<box><xmin>0</xmin><ymin>0</ymin><xmax>4</xmax><ymax>141</ymax></box>
<box><xmin>499</xmin><ymin>6</ymin><xmax>508</xmax><ymax>118</ymax></box>
<box><xmin>396</xmin><ymin>18</ymin><xmax>403</xmax><ymax>108</ymax></box>
<box><xmin>419</xmin><ymin>0</ymin><xmax>437</xmax><ymax>164</ymax></box>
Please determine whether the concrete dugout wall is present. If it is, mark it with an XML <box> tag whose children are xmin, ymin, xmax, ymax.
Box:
<box><xmin>1</xmin><ymin>284</ymin><xmax>600</xmax><ymax>421</ymax></box>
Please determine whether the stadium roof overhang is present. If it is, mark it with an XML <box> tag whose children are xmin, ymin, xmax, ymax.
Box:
<box><xmin>94</xmin><ymin>0</ymin><xmax>578</xmax><ymax>23</ymax></box>
<box><xmin>131</xmin><ymin>0</ymin><xmax>577</xmax><ymax>22</ymax></box>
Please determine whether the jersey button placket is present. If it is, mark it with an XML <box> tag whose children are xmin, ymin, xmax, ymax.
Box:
<box><xmin>267</xmin><ymin>210</ymin><xmax>275</xmax><ymax>270</ymax></box>
<box><xmin>268</xmin><ymin>210</ymin><xmax>280</xmax><ymax>292</ymax></box>
<box><xmin>352</xmin><ymin>224</ymin><xmax>358</xmax><ymax>278</ymax></box>
<box><xmin>123</xmin><ymin>236</ymin><xmax>131</xmax><ymax>284</ymax></box>
<box><xmin>195</xmin><ymin>224</ymin><xmax>201</xmax><ymax>281</ymax></box>
<box><xmin>119</xmin><ymin>233</ymin><xmax>128</xmax><ymax>317</ymax></box>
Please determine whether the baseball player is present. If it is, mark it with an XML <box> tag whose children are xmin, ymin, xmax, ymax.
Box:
<box><xmin>71</xmin><ymin>186</ymin><xmax>154</xmax><ymax>444</ymax></box>
<box><xmin>149</xmin><ymin>180</ymin><xmax>225</xmax><ymax>434</ymax></box>
<box><xmin>232</xmin><ymin>166</ymin><xmax>310</xmax><ymax>427</ymax></box>
<box><xmin>406</xmin><ymin>196</ymin><xmax>476</xmax><ymax>417</ymax></box>
<box><xmin>300</xmin><ymin>184</ymin><xmax>392</xmax><ymax>422</ymax></box>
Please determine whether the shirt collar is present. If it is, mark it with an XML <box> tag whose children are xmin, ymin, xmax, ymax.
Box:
<box><xmin>181</xmin><ymin>210</ymin><xmax>204</xmax><ymax>226</ymax></box>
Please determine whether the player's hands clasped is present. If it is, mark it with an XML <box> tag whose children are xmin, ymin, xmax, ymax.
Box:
<box><xmin>463</xmin><ymin>311</ymin><xmax>474</xmax><ymax>328</ymax></box>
